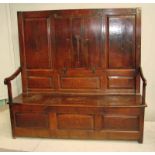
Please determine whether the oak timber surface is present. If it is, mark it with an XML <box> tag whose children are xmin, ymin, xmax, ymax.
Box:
<box><xmin>13</xmin><ymin>94</ymin><xmax>145</xmax><ymax>107</ymax></box>
<box><xmin>4</xmin><ymin>8</ymin><xmax>146</xmax><ymax>143</ymax></box>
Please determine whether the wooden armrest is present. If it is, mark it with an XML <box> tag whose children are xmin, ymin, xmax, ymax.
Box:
<box><xmin>4</xmin><ymin>67</ymin><xmax>22</xmax><ymax>103</ymax></box>
<box><xmin>139</xmin><ymin>66</ymin><xmax>147</xmax><ymax>105</ymax></box>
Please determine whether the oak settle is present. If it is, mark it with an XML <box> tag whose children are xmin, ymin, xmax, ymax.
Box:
<box><xmin>4</xmin><ymin>8</ymin><xmax>147</xmax><ymax>143</ymax></box>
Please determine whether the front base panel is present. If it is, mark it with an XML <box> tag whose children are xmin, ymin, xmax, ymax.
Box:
<box><xmin>14</xmin><ymin>128</ymin><xmax>140</xmax><ymax>141</ymax></box>
<box><xmin>10</xmin><ymin>104</ymin><xmax>145</xmax><ymax>143</ymax></box>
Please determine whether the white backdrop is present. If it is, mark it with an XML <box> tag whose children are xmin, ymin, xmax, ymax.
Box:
<box><xmin>0</xmin><ymin>4</ymin><xmax>18</xmax><ymax>99</ymax></box>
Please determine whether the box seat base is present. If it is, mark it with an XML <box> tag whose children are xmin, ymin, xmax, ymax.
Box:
<box><xmin>9</xmin><ymin>93</ymin><xmax>146</xmax><ymax>143</ymax></box>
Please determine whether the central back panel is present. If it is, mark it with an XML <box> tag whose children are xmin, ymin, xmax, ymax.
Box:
<box><xmin>18</xmin><ymin>8</ymin><xmax>141</xmax><ymax>94</ymax></box>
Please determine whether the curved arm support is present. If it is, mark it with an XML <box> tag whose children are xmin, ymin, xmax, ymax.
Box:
<box><xmin>139</xmin><ymin>66</ymin><xmax>147</xmax><ymax>105</ymax></box>
<box><xmin>4</xmin><ymin>67</ymin><xmax>22</xmax><ymax>103</ymax></box>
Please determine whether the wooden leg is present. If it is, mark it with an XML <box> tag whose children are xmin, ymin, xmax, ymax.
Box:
<box><xmin>9</xmin><ymin>105</ymin><xmax>16</xmax><ymax>139</ymax></box>
<box><xmin>138</xmin><ymin>109</ymin><xmax>144</xmax><ymax>144</ymax></box>
<box><xmin>138</xmin><ymin>138</ymin><xmax>143</xmax><ymax>144</ymax></box>
<box><xmin>12</xmin><ymin>135</ymin><xmax>16</xmax><ymax>139</ymax></box>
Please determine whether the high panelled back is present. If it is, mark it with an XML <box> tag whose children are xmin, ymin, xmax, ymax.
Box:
<box><xmin>18</xmin><ymin>8</ymin><xmax>141</xmax><ymax>94</ymax></box>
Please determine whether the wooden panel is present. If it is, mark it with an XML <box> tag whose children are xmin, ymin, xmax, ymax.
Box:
<box><xmin>108</xmin><ymin>15</ymin><xmax>135</xmax><ymax>68</ymax></box>
<box><xmin>54</xmin><ymin>18</ymin><xmax>71</xmax><ymax>68</ymax></box>
<box><xmin>57</xmin><ymin>114</ymin><xmax>94</xmax><ymax>130</ymax></box>
<box><xmin>83</xmin><ymin>16</ymin><xmax>103</xmax><ymax>68</ymax></box>
<box><xmin>60</xmin><ymin>77</ymin><xmax>100</xmax><ymax>89</ymax></box>
<box><xmin>14</xmin><ymin>128</ymin><xmax>50</xmax><ymax>138</ymax></box>
<box><xmin>15</xmin><ymin>113</ymin><xmax>49</xmax><ymax>128</ymax></box>
<box><xmin>24</xmin><ymin>18</ymin><xmax>51</xmax><ymax>69</ymax></box>
<box><xmin>27</xmin><ymin>70</ymin><xmax>54</xmax><ymax>77</ymax></box>
<box><xmin>18</xmin><ymin>9</ymin><xmax>140</xmax><ymax>94</ymax></box>
<box><xmin>103</xmin><ymin>115</ymin><xmax>139</xmax><ymax>131</ymax></box>
<box><xmin>104</xmin><ymin>107</ymin><xmax>141</xmax><ymax>115</ymax></box>
<box><xmin>108</xmin><ymin>76</ymin><xmax>135</xmax><ymax>89</ymax></box>
<box><xmin>28</xmin><ymin>77</ymin><xmax>53</xmax><ymax>89</ymax></box>
<box><xmin>14</xmin><ymin>127</ymin><xmax>139</xmax><ymax>140</ymax></box>
<box><xmin>54</xmin><ymin>16</ymin><xmax>103</xmax><ymax>69</ymax></box>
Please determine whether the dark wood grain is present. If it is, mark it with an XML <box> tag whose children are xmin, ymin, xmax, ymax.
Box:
<box><xmin>4</xmin><ymin>8</ymin><xmax>146</xmax><ymax>143</ymax></box>
<box><xmin>108</xmin><ymin>15</ymin><xmax>135</xmax><ymax>69</ymax></box>
<box><xmin>12</xmin><ymin>93</ymin><xmax>146</xmax><ymax>107</ymax></box>
<box><xmin>17</xmin><ymin>8</ymin><xmax>141</xmax><ymax>93</ymax></box>
<box><xmin>24</xmin><ymin>18</ymin><xmax>51</xmax><ymax>69</ymax></box>
<box><xmin>15</xmin><ymin>113</ymin><xmax>49</xmax><ymax>128</ymax></box>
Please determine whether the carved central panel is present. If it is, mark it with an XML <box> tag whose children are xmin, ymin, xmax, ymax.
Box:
<box><xmin>54</xmin><ymin>16</ymin><xmax>103</xmax><ymax>69</ymax></box>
